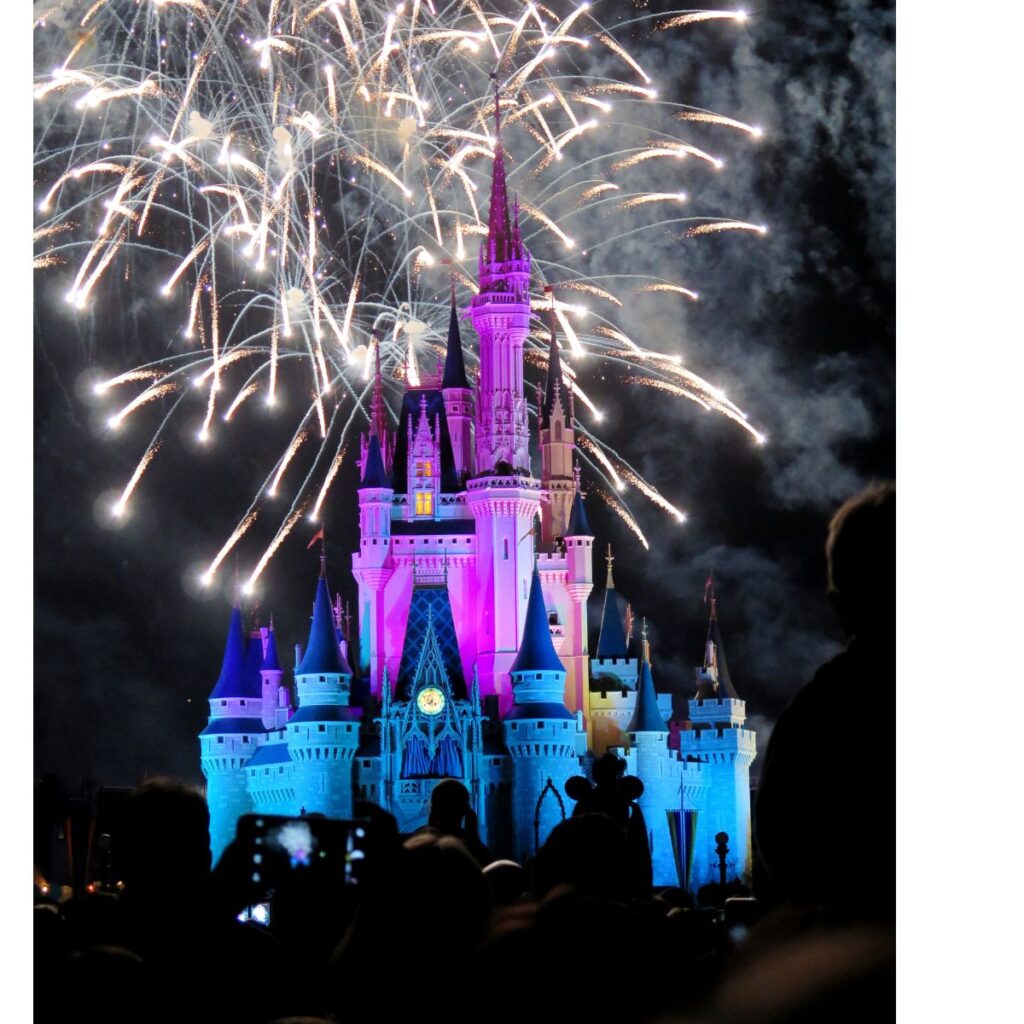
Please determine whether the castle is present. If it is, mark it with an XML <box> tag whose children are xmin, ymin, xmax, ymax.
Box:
<box><xmin>200</xmin><ymin>94</ymin><xmax>756</xmax><ymax>895</ymax></box>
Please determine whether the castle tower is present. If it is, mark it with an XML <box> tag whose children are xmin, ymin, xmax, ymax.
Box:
<box><xmin>259</xmin><ymin>620</ymin><xmax>292</xmax><ymax>729</ymax></box>
<box><xmin>679</xmin><ymin>585</ymin><xmax>757</xmax><ymax>889</ymax></box>
<box><xmin>469</xmin><ymin>86</ymin><xmax>532</xmax><ymax>474</ymax></box>
<box><xmin>504</xmin><ymin>568</ymin><xmax>581</xmax><ymax>861</ymax></box>
<box><xmin>200</xmin><ymin>604</ymin><xmax>264</xmax><ymax>863</ymax></box>
<box><xmin>407</xmin><ymin>394</ymin><xmax>440</xmax><ymax>519</ymax></box>
<box><xmin>625</xmin><ymin>625</ymin><xmax>678</xmax><ymax>886</ymax></box>
<box><xmin>352</xmin><ymin>431</ymin><xmax>394</xmax><ymax>697</ymax></box>
<box><xmin>562</xmin><ymin>474</ymin><xmax>594</xmax><ymax>721</ymax></box>
<box><xmin>290</xmin><ymin>561</ymin><xmax>361</xmax><ymax>817</ymax></box>
<box><xmin>538</xmin><ymin>306</ymin><xmax>575</xmax><ymax>547</ymax></box>
<box><xmin>441</xmin><ymin>286</ymin><xmax>474</xmax><ymax>480</ymax></box>
<box><xmin>465</xmin><ymin>86</ymin><xmax>541</xmax><ymax>711</ymax></box>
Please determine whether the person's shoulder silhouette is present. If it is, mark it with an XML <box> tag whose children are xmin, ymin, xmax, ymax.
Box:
<box><xmin>754</xmin><ymin>482</ymin><xmax>895</xmax><ymax>921</ymax></box>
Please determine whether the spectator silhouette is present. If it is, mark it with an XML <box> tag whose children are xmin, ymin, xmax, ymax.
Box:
<box><xmin>754</xmin><ymin>482</ymin><xmax>895</xmax><ymax>921</ymax></box>
<box><xmin>421</xmin><ymin>778</ymin><xmax>495</xmax><ymax>866</ymax></box>
<box><xmin>566</xmin><ymin>752</ymin><xmax>653</xmax><ymax>897</ymax></box>
<box><xmin>116</xmin><ymin>780</ymin><xmax>281</xmax><ymax>1024</ymax></box>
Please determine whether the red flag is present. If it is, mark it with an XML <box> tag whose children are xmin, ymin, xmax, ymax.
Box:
<box><xmin>307</xmin><ymin>526</ymin><xmax>325</xmax><ymax>550</ymax></box>
<box><xmin>703</xmin><ymin>572</ymin><xmax>714</xmax><ymax>605</ymax></box>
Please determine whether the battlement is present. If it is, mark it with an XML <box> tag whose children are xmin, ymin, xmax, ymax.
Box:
<box><xmin>688</xmin><ymin>696</ymin><xmax>746</xmax><ymax>726</ymax></box>
<box><xmin>678</xmin><ymin>725</ymin><xmax>757</xmax><ymax>757</ymax></box>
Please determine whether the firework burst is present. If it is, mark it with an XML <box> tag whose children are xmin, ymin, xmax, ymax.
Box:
<box><xmin>34</xmin><ymin>1</ymin><xmax>767</xmax><ymax>591</ymax></box>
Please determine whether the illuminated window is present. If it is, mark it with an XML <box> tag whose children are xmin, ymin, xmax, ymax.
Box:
<box><xmin>416</xmin><ymin>460</ymin><xmax>433</xmax><ymax>478</ymax></box>
<box><xmin>416</xmin><ymin>492</ymin><xmax>433</xmax><ymax>516</ymax></box>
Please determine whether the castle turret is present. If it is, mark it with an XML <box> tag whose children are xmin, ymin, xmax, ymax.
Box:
<box><xmin>353</xmin><ymin>430</ymin><xmax>394</xmax><ymax>697</ymax></box>
<box><xmin>589</xmin><ymin>545</ymin><xmax>641</xmax><ymax>754</ymax></box>
<box><xmin>200</xmin><ymin>605</ymin><xmax>265</xmax><ymax>862</ymax></box>
<box><xmin>625</xmin><ymin>625</ymin><xmax>678</xmax><ymax>885</ymax></box>
<box><xmin>290</xmin><ymin>564</ymin><xmax>361</xmax><ymax>817</ymax></box>
<box><xmin>259</xmin><ymin>620</ymin><xmax>292</xmax><ymax>729</ymax></box>
<box><xmin>442</xmin><ymin>286</ymin><xmax>474</xmax><ymax>480</ymax></box>
<box><xmin>504</xmin><ymin>569</ymin><xmax>581</xmax><ymax>861</ymax></box>
<box><xmin>562</xmin><ymin>470</ymin><xmax>594</xmax><ymax>723</ymax></box>
<box><xmin>679</xmin><ymin>584</ymin><xmax>756</xmax><ymax>889</ymax></box>
<box><xmin>539</xmin><ymin>305</ymin><xmax>575</xmax><ymax>547</ymax></box>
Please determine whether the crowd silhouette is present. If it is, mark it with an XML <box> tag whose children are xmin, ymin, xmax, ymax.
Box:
<box><xmin>34</xmin><ymin>483</ymin><xmax>894</xmax><ymax>1022</ymax></box>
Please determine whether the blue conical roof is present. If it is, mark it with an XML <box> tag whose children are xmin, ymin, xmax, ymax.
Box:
<box><xmin>261</xmin><ymin>626</ymin><xmax>281</xmax><ymax>671</ymax></box>
<box><xmin>296</xmin><ymin>577</ymin><xmax>347</xmax><ymax>676</ymax></box>
<box><xmin>361</xmin><ymin>433</ymin><xmax>391</xmax><ymax>488</ymax></box>
<box><xmin>566</xmin><ymin>488</ymin><xmax>592</xmax><ymax>537</ymax></box>
<box><xmin>627</xmin><ymin>657</ymin><xmax>667</xmax><ymax>734</ymax></box>
<box><xmin>596</xmin><ymin>589</ymin><xmax>628</xmax><ymax>658</ymax></box>
<box><xmin>510</xmin><ymin>569</ymin><xmax>565</xmax><ymax>674</ymax></box>
<box><xmin>442</xmin><ymin>301</ymin><xmax>470</xmax><ymax>390</ymax></box>
<box><xmin>210</xmin><ymin>607</ymin><xmax>263</xmax><ymax>699</ymax></box>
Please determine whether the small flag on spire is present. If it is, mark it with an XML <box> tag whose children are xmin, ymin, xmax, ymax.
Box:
<box><xmin>307</xmin><ymin>526</ymin><xmax>325</xmax><ymax>550</ymax></box>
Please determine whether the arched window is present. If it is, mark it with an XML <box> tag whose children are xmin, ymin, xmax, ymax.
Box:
<box><xmin>503</xmin><ymin>538</ymin><xmax>509</xmax><ymax>560</ymax></box>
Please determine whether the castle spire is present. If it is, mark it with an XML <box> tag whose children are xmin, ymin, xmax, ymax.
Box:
<box><xmin>596</xmin><ymin>544</ymin><xmax>629</xmax><ymax>659</ymax></box>
<box><xmin>627</xmin><ymin>619</ymin><xmax>667</xmax><ymax>734</ymax></box>
<box><xmin>540</xmin><ymin>292</ymin><xmax>568</xmax><ymax>428</ymax></box>
<box><xmin>296</xmin><ymin>567</ymin><xmax>348</xmax><ymax>676</ymax></box>
<box><xmin>485</xmin><ymin>77</ymin><xmax>513</xmax><ymax>263</ymax></box>
<box><xmin>209</xmin><ymin>604</ymin><xmax>249</xmax><ymax>699</ymax></box>
<box><xmin>441</xmin><ymin>282</ymin><xmax>470</xmax><ymax>390</ymax></box>
<box><xmin>369</xmin><ymin>336</ymin><xmax>387</xmax><ymax>442</ymax></box>
<box><xmin>509</xmin><ymin>568</ymin><xmax>564</xmax><ymax>675</ymax></box>
<box><xmin>566</xmin><ymin>466</ymin><xmax>593</xmax><ymax>537</ymax></box>
<box><xmin>700</xmin><ymin>574</ymin><xmax>739</xmax><ymax>699</ymax></box>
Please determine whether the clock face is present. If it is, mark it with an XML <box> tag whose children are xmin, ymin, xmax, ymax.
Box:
<box><xmin>416</xmin><ymin>687</ymin><xmax>446</xmax><ymax>716</ymax></box>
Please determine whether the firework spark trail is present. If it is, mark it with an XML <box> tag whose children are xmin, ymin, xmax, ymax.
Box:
<box><xmin>34</xmin><ymin>0</ymin><xmax>766</xmax><ymax>570</ymax></box>
<box><xmin>658</xmin><ymin>11</ymin><xmax>750</xmax><ymax>31</ymax></box>
<box><xmin>596</xmin><ymin>33</ymin><xmax>652</xmax><ymax>84</ymax></box>
<box><xmin>681</xmin><ymin>220</ymin><xmax>768</xmax><ymax>238</ymax></box>
<box><xmin>634</xmin><ymin>282</ymin><xmax>699</xmax><ymax>301</ymax></box>
<box><xmin>112</xmin><ymin>441</ymin><xmax>162</xmax><ymax>517</ymax></box>
<box><xmin>520</xmin><ymin>200</ymin><xmax>574</xmax><ymax>249</ymax></box>
<box><xmin>560</xmin><ymin>280</ymin><xmax>622</xmax><ymax>307</ymax></box>
<box><xmin>95</xmin><ymin>369</ymin><xmax>163</xmax><ymax>394</ymax></box>
<box><xmin>201</xmin><ymin>509</ymin><xmax>259</xmax><ymax>585</ymax></box>
<box><xmin>224</xmin><ymin>382</ymin><xmax>260</xmax><ymax>421</ymax></box>
<box><xmin>618</xmin><ymin>192</ymin><xmax>688</xmax><ymax>210</ymax></box>
<box><xmin>677</xmin><ymin>109</ymin><xmax>763</xmax><ymax>137</ymax></box>
<box><xmin>590</xmin><ymin>485</ymin><xmax>649</xmax><ymax>551</ymax></box>
<box><xmin>618</xmin><ymin>465</ymin><xmax>686</xmax><ymax>522</ymax></box>
<box><xmin>269</xmin><ymin>429</ymin><xmax>309</xmax><ymax>498</ymax></box>
<box><xmin>161</xmin><ymin>237</ymin><xmax>209</xmax><ymax>296</ymax></box>
<box><xmin>577</xmin><ymin>434</ymin><xmax>624</xmax><ymax>491</ymax></box>
<box><xmin>245</xmin><ymin>501</ymin><xmax>311</xmax><ymax>594</ymax></box>
<box><xmin>310</xmin><ymin>442</ymin><xmax>349</xmax><ymax>521</ymax></box>
<box><xmin>39</xmin><ymin>161</ymin><xmax>127</xmax><ymax>212</ymax></box>
<box><xmin>577</xmin><ymin>182</ymin><xmax>619</xmax><ymax>204</ymax></box>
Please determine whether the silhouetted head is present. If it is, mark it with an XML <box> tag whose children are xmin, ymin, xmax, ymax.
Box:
<box><xmin>592</xmin><ymin>752</ymin><xmax>627</xmax><ymax>789</ymax></box>
<box><xmin>826</xmin><ymin>481</ymin><xmax>895</xmax><ymax>643</ymax></box>
<box><xmin>532</xmin><ymin>813</ymin><xmax>630</xmax><ymax>901</ymax></box>
<box><xmin>119</xmin><ymin>779</ymin><xmax>210</xmax><ymax>899</ymax></box>
<box><xmin>428</xmin><ymin>778</ymin><xmax>471</xmax><ymax>832</ymax></box>
<box><xmin>482</xmin><ymin>859</ymin><xmax>527</xmax><ymax>906</ymax></box>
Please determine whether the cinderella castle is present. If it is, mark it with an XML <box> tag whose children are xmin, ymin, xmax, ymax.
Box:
<box><xmin>200</xmin><ymin>95</ymin><xmax>756</xmax><ymax>895</ymax></box>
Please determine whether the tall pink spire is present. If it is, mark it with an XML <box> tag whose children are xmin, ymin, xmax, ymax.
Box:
<box><xmin>370</xmin><ymin>337</ymin><xmax>386</xmax><ymax>442</ymax></box>
<box><xmin>486</xmin><ymin>78</ymin><xmax>513</xmax><ymax>263</ymax></box>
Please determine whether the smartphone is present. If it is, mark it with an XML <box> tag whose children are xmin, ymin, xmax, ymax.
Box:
<box><xmin>234</xmin><ymin>814</ymin><xmax>368</xmax><ymax>900</ymax></box>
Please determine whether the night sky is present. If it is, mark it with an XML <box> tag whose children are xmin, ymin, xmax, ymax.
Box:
<box><xmin>33</xmin><ymin>0</ymin><xmax>895</xmax><ymax>789</ymax></box>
